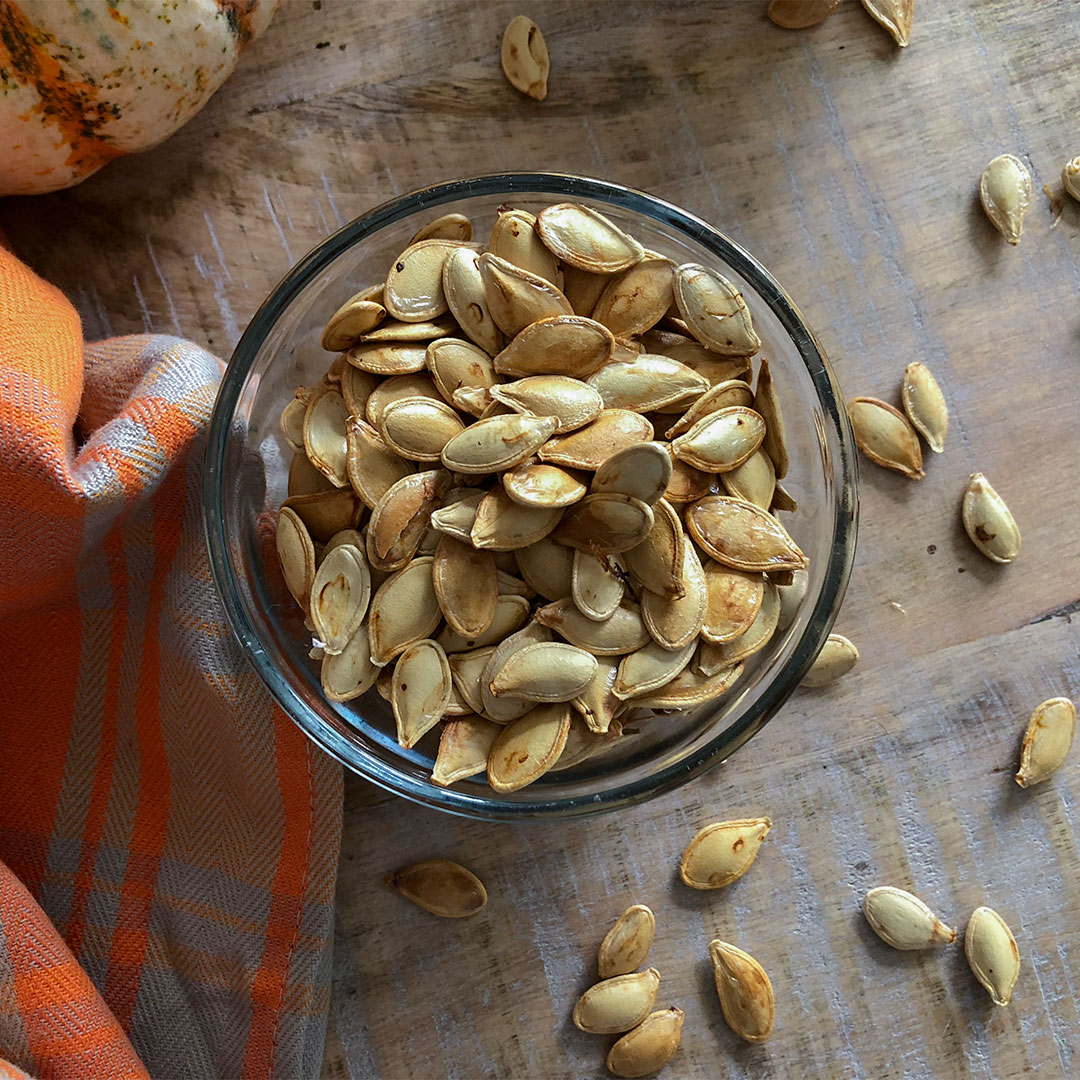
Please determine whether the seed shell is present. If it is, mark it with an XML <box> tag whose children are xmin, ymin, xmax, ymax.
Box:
<box><xmin>501</xmin><ymin>14</ymin><xmax>550</xmax><ymax>100</ymax></box>
<box><xmin>589</xmin><ymin>354</ymin><xmax>708</xmax><ymax>413</ymax></box>
<box><xmin>630</xmin><ymin>659</ymin><xmax>743</xmax><ymax>709</ymax></box>
<box><xmin>554</xmin><ymin>493</ymin><xmax>655</xmax><ymax>554</ymax></box>
<box><xmin>672</xmin><ymin>406</ymin><xmax>766</xmax><ymax>473</ymax></box>
<box><xmin>1016</xmin><ymin>697</ymin><xmax>1077</xmax><ymax>788</ymax></box>
<box><xmin>538</xmin><ymin>410</ymin><xmax>655</xmax><ymax>470</ymax></box>
<box><xmin>487</xmin><ymin>702</ymin><xmax>571</xmax><ymax>791</ymax></box>
<box><xmin>472</xmin><ymin>487</ymin><xmax>564</xmax><ymax>550</ymax></box>
<box><xmin>433</xmin><ymin>535</ymin><xmax>498</xmax><ymax>638</ymax></box>
<box><xmin>979</xmin><ymin>153</ymin><xmax>1032</xmax><ymax>245</ymax></box>
<box><xmin>391</xmin><ymin>638</ymin><xmax>452</xmax><ymax>749</ymax></box>
<box><xmin>863</xmin><ymin>886</ymin><xmax>957</xmax><ymax>950</ymax></box>
<box><xmin>426</xmin><ymin>337</ymin><xmax>498</xmax><ymax>410</ymax></box>
<box><xmin>686</xmin><ymin>496</ymin><xmax>807</xmax><ymax>572</ymax></box>
<box><xmin>321</xmin><ymin>623</ymin><xmax>379</xmax><ymax>702</ymax></box>
<box><xmin>680</xmin><ymin>818</ymin><xmax>772</xmax><ymax>890</ymax></box>
<box><xmin>535</xmin><ymin>203</ymin><xmax>644</xmax><ymax>274</ymax></box>
<box><xmin>365</xmin><ymin>469</ymin><xmax>451</xmax><ymax>572</ymax></box>
<box><xmin>515</xmin><ymin>537</ymin><xmax>575</xmax><ymax>600</ymax></box>
<box><xmin>802</xmin><ymin>633</ymin><xmax>859</xmax><ymax>687</ymax></box>
<box><xmin>321</xmin><ymin>294</ymin><xmax>386</xmax><ymax>351</ymax></box>
<box><xmin>572</xmin><ymin>551</ymin><xmax>625</xmax><ymax>621</ymax></box>
<box><xmin>276</xmin><ymin>506</ymin><xmax>316</xmax><ymax>610</ymax></box>
<box><xmin>961</xmin><ymin>472</ymin><xmax>1021</xmax><ymax>564</ymax></box>
<box><xmin>709</xmin><ymin>940</ymin><xmax>775</xmax><ymax>1042</ymax></box>
<box><xmin>490</xmin><ymin>642</ymin><xmax>598</xmax><ymax>702</ymax></box>
<box><xmin>303</xmin><ymin>388</ymin><xmax>350</xmax><ymax>487</ymax></box>
<box><xmin>901</xmin><ymin>362</ymin><xmax>948</xmax><ymax>453</ymax></box>
<box><xmin>383</xmin><ymin>238</ymin><xmax>465</xmax><ymax>322</ymax></box>
<box><xmin>411</xmin><ymin>213</ymin><xmax>473</xmax><ymax>244</ymax></box>
<box><xmin>477</xmin><ymin>253</ymin><xmax>573</xmax><ymax>337</ymax></box>
<box><xmin>309</xmin><ymin>543</ymin><xmax>371</xmax><ymax>655</ymax></box>
<box><xmin>491</xmin><ymin>375</ymin><xmax>604</xmax><ymax>432</ymax></box>
<box><xmin>591</xmin><ymin>442</ymin><xmax>672</xmax><ymax>505</ymax></box>
<box><xmin>368</xmin><ymin>556</ymin><xmax>442</xmax><ymax>665</ymax></box>
<box><xmin>720</xmin><ymin>449</ymin><xmax>776</xmax><ymax>510</ymax></box>
<box><xmin>432</xmin><ymin>714</ymin><xmax>502</xmax><ymax>786</ymax></box>
<box><xmin>755</xmin><ymin>357</ymin><xmax>789</xmax><ymax>478</ymax></box>
<box><xmin>861</xmin><ymin>0</ymin><xmax>913</xmax><ymax>45</ymax></box>
<box><xmin>493</xmin><ymin>314</ymin><xmax>614</xmax><ymax>379</ymax></box>
<box><xmin>598</xmin><ymin>905</ymin><xmax>657</xmax><ymax>978</ymax></box>
<box><xmin>365</xmin><ymin>373</ymin><xmax>441</xmax><ymax>427</ymax></box>
<box><xmin>624</xmin><ymin>498</ymin><xmax>685</xmax><ymax>597</ymax></box>
<box><xmin>385</xmin><ymin>859</ymin><xmax>487</xmax><ymax>918</ymax></box>
<box><xmin>613</xmin><ymin>637</ymin><xmax>696</xmax><ymax>700</ymax></box>
<box><xmin>847</xmin><ymin>396</ymin><xmax>925</xmax><ymax>479</ymax></box>
<box><xmin>535</xmin><ymin>599</ymin><xmax>651</xmax><ymax>656</ymax></box>
<box><xmin>442</xmin><ymin>246</ymin><xmax>503</xmax><ymax>356</ymax></box>
<box><xmin>378</xmin><ymin>396</ymin><xmax>465</xmax><ymax>462</ymax></box>
<box><xmin>606</xmin><ymin>1008</ymin><xmax>684</xmax><ymax>1080</ymax></box>
<box><xmin>572</xmin><ymin>968</ymin><xmax>661</xmax><ymax>1034</ymax></box>
<box><xmin>489</xmin><ymin>208</ymin><xmax>560</xmax><ymax>284</ymax></box>
<box><xmin>768</xmin><ymin>0</ymin><xmax>842</xmax><ymax>28</ymax></box>
<box><xmin>281</xmin><ymin>488</ymin><xmax>360</xmax><ymax>544</ymax></box>
<box><xmin>673</xmin><ymin>263</ymin><xmax>760</xmax><ymax>357</ymax></box>
<box><xmin>641</xmin><ymin>541</ymin><xmax>706</xmax><ymax>649</ymax></box>
<box><xmin>441</xmin><ymin>413</ymin><xmax>558</xmax><ymax>473</ymax></box>
<box><xmin>591</xmin><ymin>254</ymin><xmax>675</xmax><ymax>338</ymax></box>
<box><xmin>965</xmin><ymin>906</ymin><xmax>1020</xmax><ymax>1006</ymax></box>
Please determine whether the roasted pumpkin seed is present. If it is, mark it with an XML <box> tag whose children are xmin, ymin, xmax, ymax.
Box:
<box><xmin>385</xmin><ymin>859</ymin><xmax>487</xmax><ymax>918</ymax></box>
<box><xmin>551</xmin><ymin>714</ymin><xmax>623</xmax><ymax>771</ymax></box>
<box><xmin>598</xmin><ymin>905</ymin><xmax>656</xmax><ymax>979</ymax></box>
<box><xmin>663</xmin><ymin>379</ymin><xmax>754</xmax><ymax>440</ymax></box>
<box><xmin>442</xmin><ymin>412</ymin><xmax>558</xmax><ymax>473</ymax></box>
<box><xmin>478</xmin><ymin>252</ymin><xmax>573</xmax><ymax>337</ymax></box>
<box><xmin>383</xmin><ymin>238</ymin><xmax>464</xmax><ymax>322</ymax></box>
<box><xmin>480</xmin><ymin>622</ymin><xmax>553</xmax><ymax>723</ymax></box>
<box><xmin>979</xmin><ymin>154</ymin><xmax>1031</xmax><ymax>245</ymax></box>
<box><xmin>848</xmin><ymin>397</ymin><xmax>924</xmax><ymax>479</ymax></box>
<box><xmin>500</xmin><ymin>14</ymin><xmax>549</xmax><ymax>100</ymax></box>
<box><xmin>493</xmin><ymin>314</ymin><xmax>614</xmax><ymax>378</ymax></box>
<box><xmin>282</xmin><ymin>488</ymin><xmax>360</xmax><ymax>544</ymax></box>
<box><xmin>447</xmin><ymin>647</ymin><xmax>498</xmax><ymax>714</ymax></box>
<box><xmin>359</xmin><ymin>315</ymin><xmax>456</xmax><ymax>343</ymax></box>
<box><xmin>709</xmin><ymin>940</ymin><xmax>775</xmax><ymax>1042</ymax></box>
<box><xmin>613</xmin><ymin>638</ymin><xmax>696</xmax><ymax>700</ymax></box>
<box><xmin>321</xmin><ymin>293</ymin><xmax>386</xmax><ymax>351</ymax></box>
<box><xmin>572</xmin><ymin>551</ymin><xmax>625</xmax><ymax>621</ymax></box>
<box><xmin>502</xmin><ymin>460</ymin><xmax>587</xmax><ymax>508</ymax></box>
<box><xmin>303</xmin><ymin>387</ymin><xmax>350</xmax><ymax>487</ymax></box>
<box><xmin>364</xmin><ymin>372</ymin><xmax>442</xmax><ymax>428</ymax></box>
<box><xmin>680</xmin><ymin>818</ymin><xmax>772</xmax><ymax>889</ymax></box>
<box><xmin>391</xmin><ymin>638</ymin><xmax>452</xmax><ymax>749</ymax></box>
<box><xmin>591</xmin><ymin>254</ymin><xmax>675</xmax><ymax>338</ymax></box>
<box><xmin>489</xmin><ymin>208</ymin><xmax>560</xmax><ymax>284</ymax></box>
<box><xmin>572</xmin><ymin>968</ymin><xmax>661</xmax><ymax>1034</ymax></box>
<box><xmin>368</xmin><ymin>556</ymin><xmax>442</xmax><ymax>665</ymax></box>
<box><xmin>432</xmin><ymin>714</ymin><xmax>501</xmax><ymax>786</ymax></box>
<box><xmin>965</xmin><ymin>906</ymin><xmax>1019</xmax><ymax>1006</ymax></box>
<box><xmin>433</xmin><ymin>535</ymin><xmax>498</xmax><ymax>638</ymax></box>
<box><xmin>489</xmin><ymin>642</ymin><xmax>598</xmax><ymax>702</ymax></box>
<box><xmin>674</xmin><ymin>263</ymin><xmax>760</xmax><ymax>357</ymax></box>
<box><xmin>962</xmin><ymin>472</ymin><xmax>1020</xmax><ymax>564</ymax></box>
<box><xmin>472</xmin><ymin>487</ymin><xmax>564</xmax><ymax>550</ymax></box>
<box><xmin>365</xmin><ymin>469</ymin><xmax>451</xmax><ymax>572</ymax></box>
<box><xmin>276</xmin><ymin>506</ymin><xmax>317</xmax><ymax>610</ymax></box>
<box><xmin>411</xmin><ymin>213</ymin><xmax>473</xmax><ymax>245</ymax></box>
<box><xmin>641</xmin><ymin>542</ymin><xmax>706</xmax><ymax>649</ymax></box>
<box><xmin>442</xmin><ymin>246</ymin><xmax>503</xmax><ymax>356</ymax></box>
<box><xmin>347</xmin><ymin>341</ymin><xmax>428</xmax><ymax>376</ymax></box>
<box><xmin>535</xmin><ymin>203</ymin><xmax>644</xmax><ymax>274</ymax></box>
<box><xmin>801</xmin><ymin>633</ymin><xmax>858</xmax><ymax>687</ymax></box>
<box><xmin>279</xmin><ymin>394</ymin><xmax>308</xmax><ymax>451</ymax></box>
<box><xmin>487</xmin><ymin>702</ymin><xmax>571</xmax><ymax>791</ymax></box>
<box><xmin>606</xmin><ymin>1008</ymin><xmax>684</xmax><ymax>1079</ymax></box>
<box><xmin>429</xmin><ymin>489</ymin><xmax>485</xmax><ymax>542</ymax></box>
<box><xmin>321</xmin><ymin>623</ymin><xmax>379</xmax><ymax>702</ymax></box>
<box><xmin>671</xmin><ymin>406</ymin><xmax>766</xmax><ymax>473</ymax></box>
<box><xmin>685</xmin><ymin>496</ymin><xmax>807</xmax><ymax>572</ymax></box>
<box><xmin>553</xmin><ymin>493</ymin><xmax>654</xmax><ymax>554</ymax></box>
<box><xmin>538</xmin><ymin>410</ymin><xmax>655</xmax><ymax>470</ymax></box>
<box><xmin>571</xmin><ymin>657</ymin><xmax>622</xmax><ymax>733</ymax></box>
<box><xmin>515</xmin><ymin>537</ymin><xmax>574</xmax><ymax>600</ymax></box>
<box><xmin>624</xmin><ymin>498</ymin><xmax>685</xmax><ymax>597</ymax></box>
<box><xmin>491</xmin><ymin>375</ymin><xmax>604</xmax><ymax>431</ymax></box>
<box><xmin>721</xmin><ymin>449</ymin><xmax>776</xmax><ymax>509</ymax></box>
<box><xmin>589</xmin><ymin>354</ymin><xmax>708</xmax><ymax>412</ymax></box>
<box><xmin>426</xmin><ymin>337</ymin><xmax>498</xmax><ymax>411</ymax></box>
<box><xmin>861</xmin><ymin>0</ymin><xmax>913</xmax><ymax>45</ymax></box>
<box><xmin>901</xmin><ymin>362</ymin><xmax>948</xmax><ymax>453</ymax></box>
<box><xmin>1063</xmin><ymin>156</ymin><xmax>1080</xmax><ymax>202</ymax></box>
<box><xmin>696</xmin><ymin>581</ymin><xmax>779</xmax><ymax>670</ymax></box>
<box><xmin>863</xmin><ymin>886</ymin><xmax>956</xmax><ymax>950</ymax></box>
<box><xmin>1016</xmin><ymin>697</ymin><xmax>1077</xmax><ymax>788</ymax></box>
<box><xmin>378</xmin><ymin>396</ymin><xmax>466</xmax><ymax>462</ymax></box>
<box><xmin>535</xmin><ymin>599</ymin><xmax>651</xmax><ymax>655</ymax></box>
<box><xmin>591</xmin><ymin>442</ymin><xmax>672</xmax><ymax>505</ymax></box>
<box><xmin>768</xmin><ymin>0</ymin><xmax>842</xmax><ymax>28</ymax></box>
<box><xmin>309</xmin><ymin>543</ymin><xmax>371</xmax><ymax>655</ymax></box>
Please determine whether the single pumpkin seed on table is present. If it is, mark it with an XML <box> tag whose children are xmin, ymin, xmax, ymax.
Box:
<box><xmin>863</xmin><ymin>886</ymin><xmax>956</xmax><ymax>950</ymax></box>
<box><xmin>391</xmin><ymin>638</ymin><xmax>452</xmax><ymax>749</ymax></box>
<box><xmin>962</xmin><ymin>472</ymin><xmax>1021</xmax><ymax>564</ymax></box>
<box><xmin>768</xmin><ymin>0</ymin><xmax>842</xmax><ymax>29</ymax></box>
<box><xmin>847</xmin><ymin>397</ymin><xmax>924</xmax><ymax>479</ymax></box>
<box><xmin>500</xmin><ymin>14</ymin><xmax>549</xmax><ymax>100</ymax></box>
<box><xmin>901</xmin><ymin>361</ymin><xmax>948</xmax><ymax>453</ymax></box>
<box><xmin>385</xmin><ymin>859</ymin><xmax>487</xmax><ymax>918</ymax></box>
<box><xmin>965</xmin><ymin>906</ymin><xmax>1020</xmax><ymax>1006</ymax></box>
<box><xmin>493</xmin><ymin>313</ymin><xmax>614</xmax><ymax>378</ymax></box>
<box><xmin>673</xmin><ymin>263</ymin><xmax>760</xmax><ymax>357</ymax></box>
<box><xmin>410</xmin><ymin>212</ymin><xmax>473</xmax><ymax>245</ymax></box>
<box><xmin>432</xmin><ymin>535</ymin><xmax>498</xmax><ymax>638</ymax></box>
<box><xmin>489</xmin><ymin>642</ymin><xmax>598</xmax><ymax>702</ymax></box>
<box><xmin>441</xmin><ymin>246</ymin><xmax>503</xmax><ymax>356</ymax></box>
<box><xmin>598</xmin><ymin>904</ymin><xmax>656</xmax><ymax>979</ymax></box>
<box><xmin>801</xmin><ymin>633</ymin><xmax>859</xmax><ymax>687</ymax></box>
<box><xmin>606</xmin><ymin>1008</ymin><xmax>684</xmax><ymax>1080</ymax></box>
<box><xmin>489</xmin><ymin>208</ymin><xmax>560</xmax><ymax>284</ymax></box>
<box><xmin>309</xmin><ymin>543</ymin><xmax>371</xmax><ymax>655</ymax></box>
<box><xmin>320</xmin><ymin>293</ymin><xmax>386</xmax><ymax>351</ymax></box>
<box><xmin>861</xmin><ymin>0</ymin><xmax>913</xmax><ymax>46</ymax></box>
<box><xmin>535</xmin><ymin>203</ymin><xmax>644</xmax><ymax>274</ymax></box>
<box><xmin>1016</xmin><ymin>697</ymin><xmax>1077</xmax><ymax>788</ymax></box>
<box><xmin>680</xmin><ymin>818</ymin><xmax>772</xmax><ymax>889</ymax></box>
<box><xmin>979</xmin><ymin>153</ymin><xmax>1032</xmax><ymax>245</ymax></box>
<box><xmin>709</xmin><ymin>940</ymin><xmax>775</xmax><ymax>1042</ymax></box>
<box><xmin>572</xmin><ymin>968</ymin><xmax>662</xmax><ymax>1034</ymax></box>
<box><xmin>1064</xmin><ymin>156</ymin><xmax>1080</xmax><ymax>201</ymax></box>
<box><xmin>487</xmin><ymin>701</ymin><xmax>571</xmax><ymax>791</ymax></box>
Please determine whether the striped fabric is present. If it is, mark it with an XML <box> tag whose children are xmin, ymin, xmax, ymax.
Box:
<box><xmin>0</xmin><ymin>247</ymin><xmax>342</xmax><ymax>1079</ymax></box>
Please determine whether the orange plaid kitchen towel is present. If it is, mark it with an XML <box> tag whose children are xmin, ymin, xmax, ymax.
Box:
<box><xmin>0</xmin><ymin>246</ymin><xmax>342</xmax><ymax>1079</ymax></box>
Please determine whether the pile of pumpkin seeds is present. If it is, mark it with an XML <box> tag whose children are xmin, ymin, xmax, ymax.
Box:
<box><xmin>275</xmin><ymin>202</ymin><xmax>808</xmax><ymax>793</ymax></box>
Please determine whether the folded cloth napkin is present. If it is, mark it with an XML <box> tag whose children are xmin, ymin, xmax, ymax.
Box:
<box><xmin>0</xmin><ymin>247</ymin><xmax>342</xmax><ymax>1079</ymax></box>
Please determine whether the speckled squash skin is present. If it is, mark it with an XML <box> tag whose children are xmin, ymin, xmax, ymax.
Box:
<box><xmin>0</xmin><ymin>0</ymin><xmax>277</xmax><ymax>195</ymax></box>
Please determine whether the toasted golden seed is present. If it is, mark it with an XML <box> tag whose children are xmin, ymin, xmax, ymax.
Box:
<box><xmin>503</xmin><ymin>461</ymin><xmax>587</xmax><ymax>509</ymax></box>
<box><xmin>561</xmin><ymin>264</ymin><xmax>613</xmax><ymax>317</ymax></box>
<box><xmin>686</xmin><ymin>496</ymin><xmax>807</xmax><ymax>573</ymax></box>
<box><xmin>341</xmin><ymin>366</ymin><xmax>378</xmax><ymax>418</ymax></box>
<box><xmin>410</xmin><ymin>213</ymin><xmax>473</xmax><ymax>245</ymax></box>
<box><xmin>591</xmin><ymin>255</ymin><xmax>675</xmax><ymax>338</ymax></box>
<box><xmin>591</xmin><ymin>442</ymin><xmax>672</xmax><ymax>505</ymax></box>
<box><xmin>321</xmin><ymin>623</ymin><xmax>379</xmax><ymax>702</ymax></box>
<box><xmin>359</xmin><ymin>315</ymin><xmax>456</xmax><ymax>343</ymax></box>
<box><xmin>680</xmin><ymin>818</ymin><xmax>771</xmax><ymax>889</ymax></box>
<box><xmin>347</xmin><ymin>341</ymin><xmax>429</xmax><ymax>376</ymax></box>
<box><xmin>662</xmin><ymin>447</ymin><xmax>713</xmax><ymax>504</ymax></box>
<box><xmin>279</xmin><ymin>395</ymin><xmax>308</xmax><ymax>451</ymax></box>
<box><xmin>755</xmin><ymin>357</ymin><xmax>789</xmax><ymax>478</ymax></box>
<box><xmin>1016</xmin><ymin>697</ymin><xmax>1077</xmax><ymax>787</ymax></box>
<box><xmin>664</xmin><ymin>379</ymin><xmax>754</xmax><ymax>440</ymax></box>
<box><xmin>598</xmin><ymin>905</ymin><xmax>656</xmax><ymax>978</ymax></box>
<box><xmin>378</xmin><ymin>396</ymin><xmax>466</xmax><ymax>462</ymax></box>
<box><xmin>303</xmin><ymin>387</ymin><xmax>350</xmax><ymax>487</ymax></box>
<box><xmin>321</xmin><ymin>294</ymin><xmax>386</xmax><ymax>351</ymax></box>
<box><xmin>553</xmin><ymin>493</ymin><xmax>654</xmax><ymax>555</ymax></box>
<box><xmin>965</xmin><ymin>906</ymin><xmax>1020</xmax><ymax>1006</ymax></box>
<box><xmin>847</xmin><ymin>397</ymin><xmax>924</xmax><ymax>479</ymax></box>
<box><xmin>589</xmin><ymin>354</ymin><xmax>708</xmax><ymax>413</ymax></box>
<box><xmin>606</xmin><ymin>1008</ymin><xmax>684</xmax><ymax>1079</ymax></box>
<box><xmin>441</xmin><ymin>412</ymin><xmax>558</xmax><ymax>473</ymax></box>
<box><xmin>446</xmin><ymin>646</ymin><xmax>498</xmax><ymax>715</ymax></box>
<box><xmin>624</xmin><ymin>498</ymin><xmax>685</xmax><ymax>597</ymax></box>
<box><xmin>642</xmin><ymin>542</ymin><xmax>706</xmax><ymax>650</ymax></box>
<box><xmin>516</xmin><ymin>537</ymin><xmax>575</xmax><ymax>601</ymax></box>
<box><xmin>538</xmin><ymin>410</ymin><xmax>655</xmax><ymax>470</ymax></box>
<box><xmin>493</xmin><ymin>314</ymin><xmax>614</xmax><ymax>378</ymax></box>
<box><xmin>701</xmin><ymin>562</ymin><xmax>764</xmax><ymax>644</ymax></box>
<box><xmin>365</xmin><ymin>372</ymin><xmax>442</xmax><ymax>427</ymax></box>
<box><xmin>863</xmin><ymin>887</ymin><xmax>957</xmax><ymax>950</ymax></box>
<box><xmin>697</xmin><ymin>582</ymin><xmax>779</xmax><ymax>670</ymax></box>
<box><xmin>276</xmin><ymin>506</ymin><xmax>317</xmax><ymax>610</ymax></box>
<box><xmin>802</xmin><ymin>633</ymin><xmax>859</xmax><ymax>687</ymax></box>
<box><xmin>491</xmin><ymin>375</ymin><xmax>604</xmax><ymax>432</ymax></box>
<box><xmin>709</xmin><ymin>941</ymin><xmax>775</xmax><ymax>1042</ymax></box>
<box><xmin>571</xmin><ymin>657</ymin><xmax>621</xmax><ymax>733</ymax></box>
<box><xmin>478</xmin><ymin>252</ymin><xmax>573</xmax><ymax>337</ymax></box>
<box><xmin>674</xmin><ymin>263</ymin><xmax>760</xmax><ymax>357</ymax></box>
<box><xmin>282</xmin><ymin>488</ymin><xmax>360</xmax><ymax>544</ymax></box>
<box><xmin>721</xmin><ymin>449</ymin><xmax>776</xmax><ymax>509</ymax></box>
<box><xmin>365</xmin><ymin>469</ymin><xmax>451</xmax><ymax>572</ymax></box>
<box><xmin>613</xmin><ymin>638</ymin><xmax>696</xmax><ymax>700</ymax></box>
<box><xmin>501</xmin><ymin>14</ymin><xmax>549</xmax><ymax>100</ymax></box>
<box><xmin>385</xmin><ymin>859</ymin><xmax>487</xmax><ymax>918</ymax></box>
<box><xmin>979</xmin><ymin>154</ymin><xmax>1032</xmax><ymax>245</ymax></box>
<box><xmin>490</xmin><ymin>642</ymin><xmax>598</xmax><ymax>702</ymax></box>
<box><xmin>487</xmin><ymin>702</ymin><xmax>571</xmax><ymax>791</ymax></box>
<box><xmin>391</xmin><ymin>638</ymin><xmax>451</xmax><ymax>749</ymax></box>
<box><xmin>672</xmin><ymin>406</ymin><xmax>766</xmax><ymax>473</ymax></box>
<box><xmin>535</xmin><ymin>203</ymin><xmax>644</xmax><ymax>274</ymax></box>
<box><xmin>1063</xmin><ymin>156</ymin><xmax>1080</xmax><ymax>201</ymax></box>
<box><xmin>429</xmin><ymin>489</ymin><xmax>485</xmax><ymax>542</ymax></box>
<box><xmin>962</xmin><ymin>472</ymin><xmax>1021</xmax><ymax>564</ymax></box>
<box><xmin>309</xmin><ymin>543</ymin><xmax>371</xmax><ymax>655</ymax></box>
<box><xmin>636</xmin><ymin>659</ymin><xmax>745</xmax><ymax>709</ymax></box>
<box><xmin>535</xmin><ymin>599</ymin><xmax>651</xmax><ymax>656</ymax></box>
<box><xmin>861</xmin><ymin>0</ymin><xmax>913</xmax><ymax>45</ymax></box>
<box><xmin>426</xmin><ymin>337</ymin><xmax>498</xmax><ymax>408</ymax></box>
<box><xmin>433</xmin><ymin>535</ymin><xmax>498</xmax><ymax>638</ymax></box>
<box><xmin>472</xmin><ymin>487</ymin><xmax>564</xmax><ymax>550</ymax></box>
<box><xmin>572</xmin><ymin>551</ymin><xmax>625</xmax><ymax>621</ymax></box>
<box><xmin>383</xmin><ymin>238</ymin><xmax>464</xmax><ymax>322</ymax></box>
<box><xmin>572</xmin><ymin>968</ymin><xmax>661</xmax><ymax>1034</ymax></box>
<box><xmin>768</xmin><ymin>0</ymin><xmax>842</xmax><ymax>28</ymax></box>
<box><xmin>480</xmin><ymin>622</ymin><xmax>553</xmax><ymax>723</ymax></box>
<box><xmin>442</xmin><ymin>246</ymin><xmax>503</xmax><ymax>356</ymax></box>
<box><xmin>901</xmin><ymin>362</ymin><xmax>948</xmax><ymax>453</ymax></box>
<box><xmin>432</xmin><ymin>714</ymin><xmax>501</xmax><ymax>786</ymax></box>
<box><xmin>489</xmin><ymin>208</ymin><xmax>560</xmax><ymax>284</ymax></box>
<box><xmin>345</xmin><ymin>418</ymin><xmax>414</xmax><ymax>509</ymax></box>
<box><xmin>368</xmin><ymin>556</ymin><xmax>442</xmax><ymax>665</ymax></box>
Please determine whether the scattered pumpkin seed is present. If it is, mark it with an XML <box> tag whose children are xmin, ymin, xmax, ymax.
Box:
<box><xmin>965</xmin><ymin>906</ymin><xmax>1019</xmax><ymax>1006</ymax></box>
<box><xmin>863</xmin><ymin>886</ymin><xmax>957</xmax><ymax>950</ymax></box>
<box><xmin>1063</xmin><ymin>156</ymin><xmax>1080</xmax><ymax>202</ymax></box>
<box><xmin>598</xmin><ymin>905</ymin><xmax>656</xmax><ymax>979</ymax></box>
<box><xmin>1016</xmin><ymin>697</ymin><xmax>1077</xmax><ymax>788</ymax></box>
<box><xmin>573</xmin><ymin>968</ymin><xmax>661</xmax><ymax>1034</ymax></box>
<box><xmin>979</xmin><ymin>154</ymin><xmax>1032</xmax><ymax>245</ymax></box>
<box><xmin>801</xmin><ymin>633</ymin><xmax>858</xmax><ymax>687</ymax></box>
<box><xmin>962</xmin><ymin>472</ymin><xmax>1021</xmax><ymax>564</ymax></box>
<box><xmin>500</xmin><ymin>14</ymin><xmax>550</xmax><ymax>101</ymax></box>
<box><xmin>861</xmin><ymin>0</ymin><xmax>913</xmax><ymax>45</ymax></box>
<box><xmin>680</xmin><ymin>818</ymin><xmax>772</xmax><ymax>889</ymax></box>
<box><xmin>847</xmin><ymin>397</ymin><xmax>924</xmax><ymax>479</ymax></box>
<box><xmin>709</xmin><ymin>940</ymin><xmax>775</xmax><ymax>1042</ymax></box>
<box><xmin>606</xmin><ymin>1008</ymin><xmax>684</xmax><ymax>1079</ymax></box>
<box><xmin>901</xmin><ymin>362</ymin><xmax>948</xmax><ymax>453</ymax></box>
<box><xmin>385</xmin><ymin>859</ymin><xmax>487</xmax><ymax>918</ymax></box>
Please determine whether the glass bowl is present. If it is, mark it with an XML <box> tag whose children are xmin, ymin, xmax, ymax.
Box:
<box><xmin>204</xmin><ymin>172</ymin><xmax>857</xmax><ymax>822</ymax></box>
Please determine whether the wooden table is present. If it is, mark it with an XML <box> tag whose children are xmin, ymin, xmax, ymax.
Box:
<box><xmin>4</xmin><ymin>1</ymin><xmax>1079</xmax><ymax>1076</ymax></box>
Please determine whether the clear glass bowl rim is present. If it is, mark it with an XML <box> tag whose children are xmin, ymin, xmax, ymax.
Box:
<box><xmin>204</xmin><ymin>171</ymin><xmax>858</xmax><ymax>822</ymax></box>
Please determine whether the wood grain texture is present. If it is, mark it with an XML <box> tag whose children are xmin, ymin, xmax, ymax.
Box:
<box><xmin>3</xmin><ymin>0</ymin><xmax>1079</xmax><ymax>1076</ymax></box>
